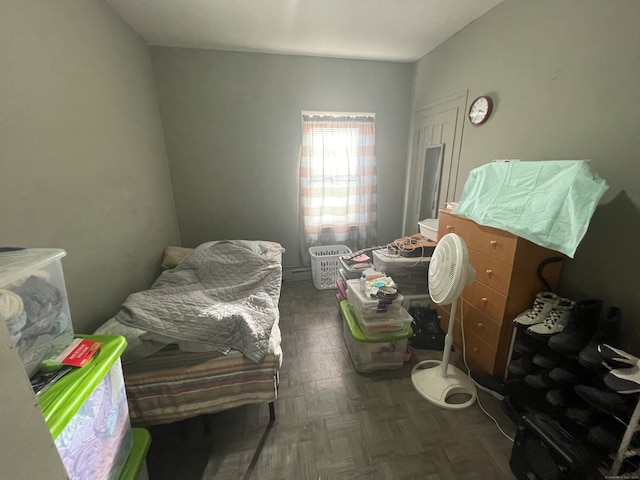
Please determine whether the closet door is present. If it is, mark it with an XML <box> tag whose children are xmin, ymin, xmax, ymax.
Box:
<box><xmin>404</xmin><ymin>101</ymin><xmax>462</xmax><ymax>234</ymax></box>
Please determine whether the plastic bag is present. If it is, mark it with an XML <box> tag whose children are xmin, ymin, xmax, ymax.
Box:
<box><xmin>454</xmin><ymin>160</ymin><xmax>607</xmax><ymax>258</ymax></box>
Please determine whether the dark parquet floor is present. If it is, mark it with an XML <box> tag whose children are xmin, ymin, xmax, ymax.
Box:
<box><xmin>146</xmin><ymin>280</ymin><xmax>516</xmax><ymax>480</ymax></box>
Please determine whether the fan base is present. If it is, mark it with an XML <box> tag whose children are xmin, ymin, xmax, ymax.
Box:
<box><xmin>411</xmin><ymin>360</ymin><xmax>477</xmax><ymax>410</ymax></box>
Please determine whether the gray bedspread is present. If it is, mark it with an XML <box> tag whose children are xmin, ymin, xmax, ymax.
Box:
<box><xmin>114</xmin><ymin>240</ymin><xmax>282</xmax><ymax>363</ymax></box>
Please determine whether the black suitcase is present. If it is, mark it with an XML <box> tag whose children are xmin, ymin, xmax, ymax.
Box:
<box><xmin>510</xmin><ymin>413</ymin><xmax>602</xmax><ymax>480</ymax></box>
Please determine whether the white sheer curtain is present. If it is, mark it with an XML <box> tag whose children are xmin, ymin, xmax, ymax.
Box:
<box><xmin>299</xmin><ymin>113</ymin><xmax>378</xmax><ymax>261</ymax></box>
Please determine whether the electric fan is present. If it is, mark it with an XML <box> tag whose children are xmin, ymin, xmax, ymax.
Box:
<box><xmin>411</xmin><ymin>233</ymin><xmax>477</xmax><ymax>409</ymax></box>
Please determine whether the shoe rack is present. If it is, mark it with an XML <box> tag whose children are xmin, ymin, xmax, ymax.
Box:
<box><xmin>506</xmin><ymin>323</ymin><xmax>640</xmax><ymax>476</ymax></box>
<box><xmin>612</xmin><ymin>396</ymin><xmax>640</xmax><ymax>476</ymax></box>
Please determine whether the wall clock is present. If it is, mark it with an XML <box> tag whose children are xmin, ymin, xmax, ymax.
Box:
<box><xmin>468</xmin><ymin>95</ymin><xmax>493</xmax><ymax>126</ymax></box>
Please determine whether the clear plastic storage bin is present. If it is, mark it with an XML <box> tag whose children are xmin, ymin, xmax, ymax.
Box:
<box><xmin>345</xmin><ymin>278</ymin><xmax>404</xmax><ymax>317</ymax></box>
<box><xmin>371</xmin><ymin>249</ymin><xmax>430</xmax><ymax>295</ymax></box>
<box><xmin>351</xmin><ymin>303</ymin><xmax>413</xmax><ymax>338</ymax></box>
<box><xmin>0</xmin><ymin>248</ymin><xmax>74</xmax><ymax>377</ymax></box>
<box><xmin>309</xmin><ymin>245</ymin><xmax>352</xmax><ymax>290</ymax></box>
<box><xmin>340</xmin><ymin>301</ymin><xmax>412</xmax><ymax>372</ymax></box>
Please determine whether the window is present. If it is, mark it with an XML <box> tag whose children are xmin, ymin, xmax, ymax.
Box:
<box><xmin>299</xmin><ymin>112</ymin><xmax>377</xmax><ymax>253</ymax></box>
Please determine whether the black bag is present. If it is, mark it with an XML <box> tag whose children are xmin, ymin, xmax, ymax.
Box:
<box><xmin>408</xmin><ymin>307</ymin><xmax>445</xmax><ymax>350</ymax></box>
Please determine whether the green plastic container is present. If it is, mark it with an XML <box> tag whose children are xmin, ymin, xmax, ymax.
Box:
<box><xmin>340</xmin><ymin>300</ymin><xmax>412</xmax><ymax>372</ymax></box>
<box><xmin>38</xmin><ymin>335</ymin><xmax>132</xmax><ymax>480</ymax></box>
<box><xmin>119</xmin><ymin>429</ymin><xmax>151</xmax><ymax>480</ymax></box>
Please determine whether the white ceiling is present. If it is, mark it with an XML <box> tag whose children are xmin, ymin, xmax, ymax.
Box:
<box><xmin>106</xmin><ymin>0</ymin><xmax>503</xmax><ymax>62</ymax></box>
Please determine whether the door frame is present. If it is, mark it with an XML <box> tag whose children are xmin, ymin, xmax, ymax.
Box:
<box><xmin>402</xmin><ymin>90</ymin><xmax>468</xmax><ymax>235</ymax></box>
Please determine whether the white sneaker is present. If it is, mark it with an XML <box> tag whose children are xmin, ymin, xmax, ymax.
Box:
<box><xmin>513</xmin><ymin>292</ymin><xmax>559</xmax><ymax>326</ymax></box>
<box><xmin>527</xmin><ymin>298</ymin><xmax>576</xmax><ymax>336</ymax></box>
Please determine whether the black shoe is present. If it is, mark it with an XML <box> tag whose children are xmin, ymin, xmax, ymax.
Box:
<box><xmin>513</xmin><ymin>334</ymin><xmax>545</xmax><ymax>356</ymax></box>
<box><xmin>574</xmin><ymin>384</ymin><xmax>636</xmax><ymax>421</ymax></box>
<box><xmin>578</xmin><ymin>306</ymin><xmax>622</xmax><ymax>370</ymax></box>
<box><xmin>599</xmin><ymin>344</ymin><xmax>638</xmax><ymax>370</ymax></box>
<box><xmin>587</xmin><ymin>419</ymin><xmax>626</xmax><ymax>451</ymax></box>
<box><xmin>507</xmin><ymin>356</ymin><xmax>535</xmax><ymax>378</ymax></box>
<box><xmin>604</xmin><ymin>367</ymin><xmax>640</xmax><ymax>394</ymax></box>
<box><xmin>533</xmin><ymin>346</ymin><xmax>565</xmax><ymax>369</ymax></box>
<box><xmin>525</xmin><ymin>371</ymin><xmax>556</xmax><ymax>390</ymax></box>
<box><xmin>565</xmin><ymin>404</ymin><xmax>597</xmax><ymax>427</ymax></box>
<box><xmin>548</xmin><ymin>299</ymin><xmax>603</xmax><ymax>355</ymax></box>
<box><xmin>504</xmin><ymin>380</ymin><xmax>554</xmax><ymax>416</ymax></box>
<box><xmin>549</xmin><ymin>362</ymin><xmax>590</xmax><ymax>386</ymax></box>
<box><xmin>546</xmin><ymin>388</ymin><xmax>580</xmax><ymax>409</ymax></box>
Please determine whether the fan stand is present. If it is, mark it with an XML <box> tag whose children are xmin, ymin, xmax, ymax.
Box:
<box><xmin>411</xmin><ymin>299</ymin><xmax>477</xmax><ymax>410</ymax></box>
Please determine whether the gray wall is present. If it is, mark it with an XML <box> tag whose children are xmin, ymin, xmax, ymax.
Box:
<box><xmin>410</xmin><ymin>0</ymin><xmax>640</xmax><ymax>349</ymax></box>
<box><xmin>1</xmin><ymin>0</ymin><xmax>180</xmax><ymax>334</ymax></box>
<box><xmin>151</xmin><ymin>48</ymin><xmax>413</xmax><ymax>266</ymax></box>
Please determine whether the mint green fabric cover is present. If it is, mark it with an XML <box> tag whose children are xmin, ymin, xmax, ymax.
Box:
<box><xmin>454</xmin><ymin>161</ymin><xmax>607</xmax><ymax>258</ymax></box>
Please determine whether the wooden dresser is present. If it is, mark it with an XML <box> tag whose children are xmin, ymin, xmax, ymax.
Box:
<box><xmin>436</xmin><ymin>209</ymin><xmax>564</xmax><ymax>378</ymax></box>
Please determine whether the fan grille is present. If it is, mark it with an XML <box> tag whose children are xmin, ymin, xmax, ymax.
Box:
<box><xmin>428</xmin><ymin>233</ymin><xmax>474</xmax><ymax>305</ymax></box>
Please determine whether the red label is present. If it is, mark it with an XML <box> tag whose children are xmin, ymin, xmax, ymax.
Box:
<box><xmin>55</xmin><ymin>338</ymin><xmax>102</xmax><ymax>367</ymax></box>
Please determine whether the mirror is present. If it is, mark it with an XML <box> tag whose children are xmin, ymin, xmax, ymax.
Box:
<box><xmin>418</xmin><ymin>144</ymin><xmax>444</xmax><ymax>220</ymax></box>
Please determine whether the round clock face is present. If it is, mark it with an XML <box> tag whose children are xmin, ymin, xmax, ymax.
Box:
<box><xmin>468</xmin><ymin>96</ymin><xmax>493</xmax><ymax>125</ymax></box>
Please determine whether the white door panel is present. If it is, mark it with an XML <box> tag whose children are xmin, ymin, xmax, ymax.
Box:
<box><xmin>403</xmin><ymin>92</ymin><xmax>467</xmax><ymax>235</ymax></box>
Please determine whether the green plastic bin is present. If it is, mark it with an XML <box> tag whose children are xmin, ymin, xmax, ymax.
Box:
<box><xmin>119</xmin><ymin>428</ymin><xmax>151</xmax><ymax>480</ymax></box>
<box><xmin>340</xmin><ymin>300</ymin><xmax>412</xmax><ymax>372</ymax></box>
<box><xmin>38</xmin><ymin>335</ymin><xmax>132</xmax><ymax>480</ymax></box>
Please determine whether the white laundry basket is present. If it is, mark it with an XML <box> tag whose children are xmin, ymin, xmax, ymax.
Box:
<box><xmin>309</xmin><ymin>245</ymin><xmax>352</xmax><ymax>290</ymax></box>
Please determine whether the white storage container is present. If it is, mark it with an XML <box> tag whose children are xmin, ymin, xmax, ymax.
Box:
<box><xmin>345</xmin><ymin>279</ymin><xmax>404</xmax><ymax>317</ymax></box>
<box><xmin>418</xmin><ymin>218</ymin><xmax>439</xmax><ymax>241</ymax></box>
<box><xmin>340</xmin><ymin>301</ymin><xmax>412</xmax><ymax>372</ymax></box>
<box><xmin>309</xmin><ymin>245</ymin><xmax>352</xmax><ymax>290</ymax></box>
<box><xmin>0</xmin><ymin>248</ymin><xmax>74</xmax><ymax>377</ymax></box>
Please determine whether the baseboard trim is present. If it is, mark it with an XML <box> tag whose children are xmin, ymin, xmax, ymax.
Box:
<box><xmin>282</xmin><ymin>266</ymin><xmax>312</xmax><ymax>282</ymax></box>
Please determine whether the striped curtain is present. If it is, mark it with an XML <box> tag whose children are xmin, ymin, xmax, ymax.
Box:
<box><xmin>299</xmin><ymin>113</ymin><xmax>378</xmax><ymax>259</ymax></box>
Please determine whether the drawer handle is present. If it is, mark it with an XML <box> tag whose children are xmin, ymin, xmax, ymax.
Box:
<box><xmin>473</xmin><ymin>347</ymin><xmax>479</xmax><ymax>353</ymax></box>
<box><xmin>490</xmin><ymin>240</ymin><xmax>497</xmax><ymax>246</ymax></box>
<box><xmin>477</xmin><ymin>323</ymin><xmax>484</xmax><ymax>328</ymax></box>
<box><xmin>481</xmin><ymin>297</ymin><xmax>488</xmax><ymax>303</ymax></box>
<box><xmin>437</xmin><ymin>315</ymin><xmax>442</xmax><ymax>320</ymax></box>
<box><xmin>485</xmin><ymin>269</ymin><xmax>493</xmax><ymax>276</ymax></box>
<box><xmin>447</xmin><ymin>225</ymin><xmax>454</xmax><ymax>231</ymax></box>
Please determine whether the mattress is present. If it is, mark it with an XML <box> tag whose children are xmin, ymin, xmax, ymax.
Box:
<box><xmin>123</xmin><ymin>343</ymin><xmax>281</xmax><ymax>427</ymax></box>
<box><xmin>122</xmin><ymin>317</ymin><xmax>282</xmax><ymax>427</ymax></box>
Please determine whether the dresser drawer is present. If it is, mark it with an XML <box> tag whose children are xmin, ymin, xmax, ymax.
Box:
<box><xmin>465</xmin><ymin>221</ymin><xmax>517</xmax><ymax>264</ymax></box>
<box><xmin>462</xmin><ymin>281</ymin><xmax>507</xmax><ymax>323</ymax></box>
<box><xmin>459</xmin><ymin>300</ymin><xmax>502</xmax><ymax>349</ymax></box>
<box><xmin>438</xmin><ymin>301</ymin><xmax>501</xmax><ymax>350</ymax></box>
<box><xmin>437</xmin><ymin>210</ymin><xmax>468</xmax><ymax>239</ymax></box>
<box><xmin>437</xmin><ymin>313</ymin><xmax>497</xmax><ymax>374</ymax></box>
<box><xmin>467</xmin><ymin>249</ymin><xmax>513</xmax><ymax>295</ymax></box>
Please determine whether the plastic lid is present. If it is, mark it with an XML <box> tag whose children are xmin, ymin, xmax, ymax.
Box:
<box><xmin>0</xmin><ymin>248</ymin><xmax>66</xmax><ymax>287</ymax></box>
<box><xmin>38</xmin><ymin>334</ymin><xmax>127</xmax><ymax>439</ymax></box>
<box><xmin>341</xmin><ymin>300</ymin><xmax>412</xmax><ymax>342</ymax></box>
<box><xmin>356</xmin><ymin>304</ymin><xmax>413</xmax><ymax>328</ymax></box>
<box><xmin>372</xmin><ymin>249</ymin><xmax>431</xmax><ymax>264</ymax></box>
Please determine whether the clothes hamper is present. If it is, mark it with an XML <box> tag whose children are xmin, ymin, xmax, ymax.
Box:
<box><xmin>39</xmin><ymin>334</ymin><xmax>132</xmax><ymax>480</ymax></box>
<box><xmin>309</xmin><ymin>245</ymin><xmax>351</xmax><ymax>290</ymax></box>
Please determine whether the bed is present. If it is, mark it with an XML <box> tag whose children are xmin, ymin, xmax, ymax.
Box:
<box><xmin>95</xmin><ymin>240</ymin><xmax>284</xmax><ymax>427</ymax></box>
